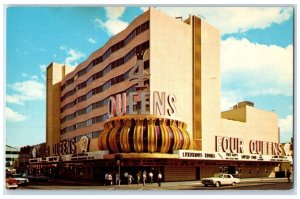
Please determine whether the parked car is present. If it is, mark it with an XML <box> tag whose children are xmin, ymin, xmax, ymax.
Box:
<box><xmin>12</xmin><ymin>174</ymin><xmax>29</xmax><ymax>185</ymax></box>
<box><xmin>6</xmin><ymin>176</ymin><xmax>18</xmax><ymax>189</ymax></box>
<box><xmin>201</xmin><ymin>173</ymin><xmax>240</xmax><ymax>187</ymax></box>
<box><xmin>23</xmin><ymin>173</ymin><xmax>49</xmax><ymax>182</ymax></box>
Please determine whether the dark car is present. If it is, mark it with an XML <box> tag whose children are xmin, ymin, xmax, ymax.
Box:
<box><xmin>23</xmin><ymin>173</ymin><xmax>49</xmax><ymax>182</ymax></box>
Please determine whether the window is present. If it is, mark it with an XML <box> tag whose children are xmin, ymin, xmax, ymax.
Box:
<box><xmin>86</xmin><ymin>91</ymin><xmax>93</xmax><ymax>99</ymax></box>
<box><xmin>136</xmin><ymin>26</ymin><xmax>141</xmax><ymax>35</ymax></box>
<box><xmin>61</xmin><ymin>40</ymin><xmax>150</xmax><ymax>108</ymax></box>
<box><xmin>92</xmin><ymin>131</ymin><xmax>100</xmax><ymax>138</ymax></box>
<box><xmin>87</xmin><ymin>77</ymin><xmax>93</xmax><ymax>85</ymax></box>
<box><xmin>78</xmin><ymin>108</ymin><xmax>86</xmax><ymax>116</ymax></box>
<box><xmin>87</xmin><ymin>105</ymin><xmax>92</xmax><ymax>113</ymax></box>
<box><xmin>87</xmin><ymin>119</ymin><xmax>93</xmax><ymax>126</ymax></box>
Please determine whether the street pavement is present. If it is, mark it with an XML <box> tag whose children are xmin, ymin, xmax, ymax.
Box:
<box><xmin>10</xmin><ymin>177</ymin><xmax>293</xmax><ymax>191</ymax></box>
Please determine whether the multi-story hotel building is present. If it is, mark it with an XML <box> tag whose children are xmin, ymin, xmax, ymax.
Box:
<box><xmin>28</xmin><ymin>8</ymin><xmax>292</xmax><ymax>182</ymax></box>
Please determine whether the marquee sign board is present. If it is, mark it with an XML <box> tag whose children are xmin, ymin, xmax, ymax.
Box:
<box><xmin>174</xmin><ymin>150</ymin><xmax>292</xmax><ymax>163</ymax></box>
<box><xmin>29</xmin><ymin>151</ymin><xmax>109</xmax><ymax>164</ymax></box>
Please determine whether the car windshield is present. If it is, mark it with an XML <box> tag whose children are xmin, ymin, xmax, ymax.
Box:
<box><xmin>213</xmin><ymin>173</ymin><xmax>223</xmax><ymax>178</ymax></box>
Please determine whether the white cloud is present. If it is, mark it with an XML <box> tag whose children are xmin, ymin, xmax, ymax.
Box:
<box><xmin>221</xmin><ymin>37</ymin><xmax>293</xmax><ymax>97</ymax></box>
<box><xmin>41</xmin><ymin>74</ymin><xmax>46</xmax><ymax>81</ymax></box>
<box><xmin>6</xmin><ymin>80</ymin><xmax>45</xmax><ymax>105</ymax></box>
<box><xmin>221</xmin><ymin>91</ymin><xmax>244</xmax><ymax>111</ymax></box>
<box><xmin>6</xmin><ymin>95</ymin><xmax>23</xmax><ymax>105</ymax></box>
<box><xmin>6</xmin><ymin>107</ymin><xmax>27</xmax><ymax>122</ymax></box>
<box><xmin>59</xmin><ymin>46</ymin><xmax>85</xmax><ymax>67</ymax></box>
<box><xmin>65</xmin><ymin>49</ymin><xmax>85</xmax><ymax>66</ymax></box>
<box><xmin>22</xmin><ymin>73</ymin><xmax>39</xmax><ymax>80</ymax></box>
<box><xmin>87</xmin><ymin>37</ymin><xmax>96</xmax><ymax>44</ymax></box>
<box><xmin>60</xmin><ymin>45</ymin><xmax>67</xmax><ymax>51</ymax></box>
<box><xmin>39</xmin><ymin>64</ymin><xmax>47</xmax><ymax>81</ymax></box>
<box><xmin>94</xmin><ymin>7</ymin><xmax>128</xmax><ymax>36</ymax></box>
<box><xmin>279</xmin><ymin>115</ymin><xmax>293</xmax><ymax>142</ymax></box>
<box><xmin>39</xmin><ymin>64</ymin><xmax>47</xmax><ymax>73</ymax></box>
<box><xmin>143</xmin><ymin>7</ymin><xmax>293</xmax><ymax>35</ymax></box>
<box><xmin>105</xmin><ymin>7</ymin><xmax>126</xmax><ymax>20</ymax></box>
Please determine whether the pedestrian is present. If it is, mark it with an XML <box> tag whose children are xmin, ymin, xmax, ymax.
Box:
<box><xmin>116</xmin><ymin>173</ymin><xmax>120</xmax><ymax>185</ymax></box>
<box><xmin>235</xmin><ymin>170</ymin><xmax>239</xmax><ymax>177</ymax></box>
<box><xmin>157</xmin><ymin>172</ymin><xmax>162</xmax><ymax>187</ymax></box>
<box><xmin>80</xmin><ymin>170</ymin><xmax>83</xmax><ymax>179</ymax></box>
<box><xmin>286</xmin><ymin>170</ymin><xmax>291</xmax><ymax>182</ymax></box>
<box><xmin>148</xmin><ymin>171</ymin><xmax>153</xmax><ymax>184</ymax></box>
<box><xmin>128</xmin><ymin>174</ymin><xmax>134</xmax><ymax>185</ymax></box>
<box><xmin>104</xmin><ymin>173</ymin><xmax>108</xmax><ymax>185</ymax></box>
<box><xmin>108</xmin><ymin>173</ymin><xmax>113</xmax><ymax>185</ymax></box>
<box><xmin>136</xmin><ymin>172</ymin><xmax>141</xmax><ymax>185</ymax></box>
<box><xmin>142</xmin><ymin>171</ymin><xmax>147</xmax><ymax>186</ymax></box>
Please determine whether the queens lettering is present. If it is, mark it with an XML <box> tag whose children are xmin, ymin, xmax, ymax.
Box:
<box><xmin>53</xmin><ymin>138</ymin><xmax>77</xmax><ymax>156</ymax></box>
<box><xmin>249</xmin><ymin>140</ymin><xmax>283</xmax><ymax>156</ymax></box>
<box><xmin>108</xmin><ymin>91</ymin><xmax>177</xmax><ymax>118</ymax></box>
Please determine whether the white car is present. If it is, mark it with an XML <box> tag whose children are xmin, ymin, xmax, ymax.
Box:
<box><xmin>12</xmin><ymin>174</ymin><xmax>29</xmax><ymax>185</ymax></box>
<box><xmin>201</xmin><ymin>174</ymin><xmax>240</xmax><ymax>187</ymax></box>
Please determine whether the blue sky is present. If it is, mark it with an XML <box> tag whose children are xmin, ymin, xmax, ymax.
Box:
<box><xmin>5</xmin><ymin>6</ymin><xmax>294</xmax><ymax>147</ymax></box>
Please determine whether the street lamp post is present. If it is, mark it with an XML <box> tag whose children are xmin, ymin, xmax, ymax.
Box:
<box><xmin>115</xmin><ymin>154</ymin><xmax>121</xmax><ymax>186</ymax></box>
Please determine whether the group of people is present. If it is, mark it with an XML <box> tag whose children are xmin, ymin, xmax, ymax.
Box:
<box><xmin>125</xmin><ymin>170</ymin><xmax>162</xmax><ymax>187</ymax></box>
<box><xmin>105</xmin><ymin>170</ymin><xmax>163</xmax><ymax>187</ymax></box>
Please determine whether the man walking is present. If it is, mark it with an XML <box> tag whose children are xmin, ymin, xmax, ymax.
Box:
<box><xmin>286</xmin><ymin>170</ymin><xmax>291</xmax><ymax>182</ymax></box>
<box><xmin>148</xmin><ymin>171</ymin><xmax>153</xmax><ymax>184</ymax></box>
<box><xmin>142</xmin><ymin>171</ymin><xmax>147</xmax><ymax>186</ymax></box>
<box><xmin>157</xmin><ymin>172</ymin><xmax>162</xmax><ymax>187</ymax></box>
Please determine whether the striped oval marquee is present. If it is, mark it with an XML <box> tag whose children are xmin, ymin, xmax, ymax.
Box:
<box><xmin>98</xmin><ymin>115</ymin><xmax>192</xmax><ymax>153</ymax></box>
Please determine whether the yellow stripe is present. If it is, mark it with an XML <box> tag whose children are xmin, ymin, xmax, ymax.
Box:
<box><xmin>147</xmin><ymin>118</ymin><xmax>157</xmax><ymax>153</ymax></box>
<box><xmin>170</xmin><ymin>120</ymin><xmax>180</xmax><ymax>150</ymax></box>
<box><xmin>134</xmin><ymin>119</ymin><xmax>143</xmax><ymax>152</ymax></box>
<box><xmin>120</xmin><ymin>119</ymin><xmax>131</xmax><ymax>152</ymax></box>
<box><xmin>160</xmin><ymin>119</ymin><xmax>170</xmax><ymax>153</ymax></box>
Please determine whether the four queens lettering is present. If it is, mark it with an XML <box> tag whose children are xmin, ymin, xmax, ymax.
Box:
<box><xmin>108</xmin><ymin>50</ymin><xmax>177</xmax><ymax>118</ymax></box>
<box><xmin>128</xmin><ymin>50</ymin><xmax>150</xmax><ymax>88</ymax></box>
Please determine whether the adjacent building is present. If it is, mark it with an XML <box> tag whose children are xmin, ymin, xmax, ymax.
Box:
<box><xmin>27</xmin><ymin>8</ymin><xmax>292</xmax><ymax>182</ymax></box>
<box><xmin>5</xmin><ymin>145</ymin><xmax>19</xmax><ymax>172</ymax></box>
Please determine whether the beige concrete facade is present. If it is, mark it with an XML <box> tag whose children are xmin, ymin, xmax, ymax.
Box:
<box><xmin>149</xmin><ymin>7</ymin><xmax>193</xmax><ymax>137</ymax></box>
<box><xmin>46</xmin><ymin>63</ymin><xmax>74</xmax><ymax>154</ymax></box>
<box><xmin>45</xmin><ymin>8</ymin><xmax>285</xmax><ymax>175</ymax></box>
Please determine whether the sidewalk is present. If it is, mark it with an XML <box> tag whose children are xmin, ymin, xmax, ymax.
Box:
<box><xmin>48</xmin><ymin>177</ymin><xmax>290</xmax><ymax>187</ymax></box>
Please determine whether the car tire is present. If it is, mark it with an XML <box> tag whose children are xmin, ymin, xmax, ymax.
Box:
<box><xmin>232</xmin><ymin>182</ymin><xmax>235</xmax><ymax>186</ymax></box>
<box><xmin>215</xmin><ymin>182</ymin><xmax>220</xmax><ymax>187</ymax></box>
<box><xmin>204</xmin><ymin>184</ymin><xmax>208</xmax><ymax>187</ymax></box>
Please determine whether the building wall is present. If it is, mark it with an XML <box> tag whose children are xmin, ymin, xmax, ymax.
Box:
<box><xmin>214</xmin><ymin>106</ymin><xmax>279</xmax><ymax>154</ymax></box>
<box><xmin>191</xmin><ymin>16</ymin><xmax>279</xmax><ymax>154</ymax></box>
<box><xmin>46</xmin><ymin>8</ymin><xmax>280</xmax><ymax>159</ymax></box>
<box><xmin>149</xmin><ymin>8</ymin><xmax>193</xmax><ymax>136</ymax></box>
<box><xmin>200</xmin><ymin>164</ymin><xmax>276</xmax><ymax>179</ymax></box>
<box><xmin>165</xmin><ymin>165</ymin><xmax>195</xmax><ymax>181</ymax></box>
<box><xmin>51</xmin><ymin>11</ymin><xmax>151</xmax><ymax>144</ymax></box>
<box><xmin>194</xmin><ymin>19</ymin><xmax>221</xmax><ymax>152</ymax></box>
<box><xmin>46</xmin><ymin>63</ymin><xmax>73</xmax><ymax>155</ymax></box>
